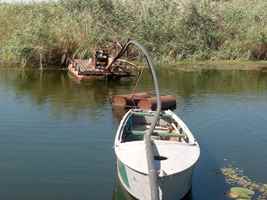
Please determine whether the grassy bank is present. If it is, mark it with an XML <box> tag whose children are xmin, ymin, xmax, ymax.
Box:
<box><xmin>0</xmin><ymin>0</ymin><xmax>267</xmax><ymax>67</ymax></box>
<box><xmin>168</xmin><ymin>60</ymin><xmax>267</xmax><ymax>71</ymax></box>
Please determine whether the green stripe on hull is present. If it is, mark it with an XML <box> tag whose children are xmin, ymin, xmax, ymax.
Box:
<box><xmin>118</xmin><ymin>160</ymin><xmax>130</xmax><ymax>188</ymax></box>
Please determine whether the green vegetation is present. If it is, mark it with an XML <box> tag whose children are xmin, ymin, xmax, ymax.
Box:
<box><xmin>0</xmin><ymin>0</ymin><xmax>267</xmax><ymax>67</ymax></box>
<box><xmin>222</xmin><ymin>166</ymin><xmax>267</xmax><ymax>199</ymax></box>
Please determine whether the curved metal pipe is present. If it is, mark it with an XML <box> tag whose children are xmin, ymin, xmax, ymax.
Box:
<box><xmin>113</xmin><ymin>40</ymin><xmax>161</xmax><ymax>200</ymax></box>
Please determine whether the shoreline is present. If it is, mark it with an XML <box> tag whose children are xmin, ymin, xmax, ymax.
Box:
<box><xmin>1</xmin><ymin>60</ymin><xmax>267</xmax><ymax>71</ymax></box>
<box><xmin>163</xmin><ymin>60</ymin><xmax>267</xmax><ymax>71</ymax></box>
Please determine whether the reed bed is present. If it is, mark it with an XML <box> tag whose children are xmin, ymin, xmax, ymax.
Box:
<box><xmin>0</xmin><ymin>0</ymin><xmax>266</xmax><ymax>67</ymax></box>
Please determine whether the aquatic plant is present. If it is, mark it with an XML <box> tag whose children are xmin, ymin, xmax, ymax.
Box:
<box><xmin>0</xmin><ymin>0</ymin><xmax>267</xmax><ymax>67</ymax></box>
<box><xmin>228</xmin><ymin>187</ymin><xmax>254</xmax><ymax>199</ymax></box>
<box><xmin>221</xmin><ymin>165</ymin><xmax>267</xmax><ymax>200</ymax></box>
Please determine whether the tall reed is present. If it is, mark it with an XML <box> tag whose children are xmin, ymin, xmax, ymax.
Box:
<box><xmin>0</xmin><ymin>0</ymin><xmax>266</xmax><ymax>67</ymax></box>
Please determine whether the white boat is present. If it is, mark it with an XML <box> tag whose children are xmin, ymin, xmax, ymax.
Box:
<box><xmin>114</xmin><ymin>109</ymin><xmax>200</xmax><ymax>200</ymax></box>
<box><xmin>113</xmin><ymin>40</ymin><xmax>200</xmax><ymax>200</ymax></box>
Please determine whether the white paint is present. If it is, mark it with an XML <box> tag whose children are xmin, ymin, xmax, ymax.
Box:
<box><xmin>114</xmin><ymin>109</ymin><xmax>200</xmax><ymax>200</ymax></box>
<box><xmin>117</xmin><ymin>159</ymin><xmax>195</xmax><ymax>200</ymax></box>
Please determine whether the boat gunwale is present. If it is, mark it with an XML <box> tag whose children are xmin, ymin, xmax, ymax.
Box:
<box><xmin>115</xmin><ymin>109</ymin><xmax>198</xmax><ymax>145</ymax></box>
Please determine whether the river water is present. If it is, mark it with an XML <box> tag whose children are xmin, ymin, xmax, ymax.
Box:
<box><xmin>0</xmin><ymin>68</ymin><xmax>266</xmax><ymax>200</ymax></box>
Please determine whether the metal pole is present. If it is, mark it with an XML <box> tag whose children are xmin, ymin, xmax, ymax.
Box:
<box><xmin>114</xmin><ymin>40</ymin><xmax>161</xmax><ymax>200</ymax></box>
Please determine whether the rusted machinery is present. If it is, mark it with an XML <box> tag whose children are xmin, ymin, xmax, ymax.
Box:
<box><xmin>138</xmin><ymin>95</ymin><xmax>176</xmax><ymax>110</ymax></box>
<box><xmin>68</xmin><ymin>50</ymin><xmax>138</xmax><ymax>81</ymax></box>
<box><xmin>111</xmin><ymin>92</ymin><xmax>150</xmax><ymax>108</ymax></box>
<box><xmin>111</xmin><ymin>92</ymin><xmax>176</xmax><ymax>110</ymax></box>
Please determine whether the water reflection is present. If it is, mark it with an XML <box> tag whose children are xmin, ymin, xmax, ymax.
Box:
<box><xmin>0</xmin><ymin>69</ymin><xmax>135</xmax><ymax>120</ymax></box>
<box><xmin>1</xmin><ymin>69</ymin><xmax>267</xmax><ymax>118</ymax></box>
<box><xmin>112</xmin><ymin>107</ymin><xmax>128</xmax><ymax>123</ymax></box>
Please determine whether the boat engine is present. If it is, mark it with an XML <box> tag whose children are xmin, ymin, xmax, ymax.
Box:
<box><xmin>95</xmin><ymin>50</ymin><xmax>109</xmax><ymax>69</ymax></box>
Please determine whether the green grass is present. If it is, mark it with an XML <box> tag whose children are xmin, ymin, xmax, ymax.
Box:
<box><xmin>0</xmin><ymin>0</ymin><xmax>267</xmax><ymax>67</ymax></box>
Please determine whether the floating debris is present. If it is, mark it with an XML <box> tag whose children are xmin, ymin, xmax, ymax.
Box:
<box><xmin>221</xmin><ymin>165</ymin><xmax>267</xmax><ymax>200</ymax></box>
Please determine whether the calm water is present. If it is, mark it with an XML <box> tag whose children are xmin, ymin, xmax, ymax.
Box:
<box><xmin>0</xmin><ymin>68</ymin><xmax>267</xmax><ymax>200</ymax></box>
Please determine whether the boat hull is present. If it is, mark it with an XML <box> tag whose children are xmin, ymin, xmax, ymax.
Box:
<box><xmin>117</xmin><ymin>159</ymin><xmax>195</xmax><ymax>200</ymax></box>
<box><xmin>68</xmin><ymin>64</ymin><xmax>106</xmax><ymax>81</ymax></box>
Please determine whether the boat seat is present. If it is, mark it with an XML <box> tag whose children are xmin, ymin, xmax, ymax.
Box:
<box><xmin>124</xmin><ymin>130</ymin><xmax>144</xmax><ymax>141</ymax></box>
<box><xmin>124</xmin><ymin>123</ymin><xmax>187</xmax><ymax>142</ymax></box>
<box><xmin>125</xmin><ymin>129</ymin><xmax>183</xmax><ymax>140</ymax></box>
<box><xmin>131</xmin><ymin>130</ymin><xmax>146</xmax><ymax>135</ymax></box>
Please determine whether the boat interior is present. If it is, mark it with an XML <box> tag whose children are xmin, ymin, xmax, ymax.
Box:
<box><xmin>121</xmin><ymin>111</ymin><xmax>189</xmax><ymax>143</ymax></box>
